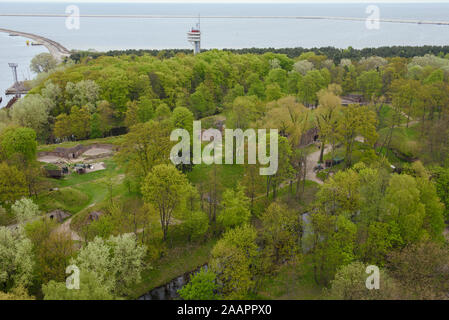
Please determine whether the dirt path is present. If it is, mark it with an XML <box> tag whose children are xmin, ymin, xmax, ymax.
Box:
<box><xmin>55</xmin><ymin>217</ymin><xmax>82</xmax><ymax>241</ymax></box>
<box><xmin>305</xmin><ymin>145</ymin><xmax>331</xmax><ymax>185</ymax></box>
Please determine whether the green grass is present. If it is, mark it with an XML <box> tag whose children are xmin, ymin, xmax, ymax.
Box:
<box><xmin>37</xmin><ymin>158</ymin><xmax>125</xmax><ymax>217</ymax></box>
<box><xmin>36</xmin><ymin>187</ymin><xmax>89</xmax><ymax>214</ymax></box>
<box><xmin>37</xmin><ymin>135</ymin><xmax>124</xmax><ymax>152</ymax></box>
<box><xmin>377</xmin><ymin>124</ymin><xmax>420</xmax><ymax>160</ymax></box>
<box><xmin>187</xmin><ymin>163</ymin><xmax>244</xmax><ymax>189</ymax></box>
<box><xmin>255</xmin><ymin>259</ymin><xmax>324</xmax><ymax>300</ymax></box>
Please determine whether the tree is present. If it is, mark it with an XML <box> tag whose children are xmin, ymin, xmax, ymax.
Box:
<box><xmin>69</xmin><ymin>105</ymin><xmax>92</xmax><ymax>140</ymax></box>
<box><xmin>387</xmin><ymin>241</ymin><xmax>449</xmax><ymax>299</ymax></box>
<box><xmin>357</xmin><ymin>70</ymin><xmax>382</xmax><ymax>100</ymax></box>
<box><xmin>141</xmin><ymin>164</ymin><xmax>190</xmax><ymax>241</ymax></box>
<box><xmin>329</xmin><ymin>261</ymin><xmax>399</xmax><ymax>300</ymax></box>
<box><xmin>90</xmin><ymin>113</ymin><xmax>103</xmax><ymax>139</ymax></box>
<box><xmin>0</xmin><ymin>126</ymin><xmax>37</xmax><ymax>163</ymax></box>
<box><xmin>117</xmin><ymin>120</ymin><xmax>172</xmax><ymax>190</ymax></box>
<box><xmin>30</xmin><ymin>53</ymin><xmax>57</xmax><ymax>73</ymax></box>
<box><xmin>190</xmin><ymin>83</ymin><xmax>215</xmax><ymax>118</ymax></box>
<box><xmin>260</xmin><ymin>202</ymin><xmax>300</xmax><ymax>268</ymax></box>
<box><xmin>0</xmin><ymin>227</ymin><xmax>34</xmax><ymax>292</ymax></box>
<box><xmin>315</xmin><ymin>86</ymin><xmax>341</xmax><ymax>163</ymax></box>
<box><xmin>178</xmin><ymin>268</ymin><xmax>218</xmax><ymax>300</ymax></box>
<box><xmin>65</xmin><ymin>80</ymin><xmax>100</xmax><ymax>112</ymax></box>
<box><xmin>72</xmin><ymin>234</ymin><xmax>146</xmax><ymax>296</ymax></box>
<box><xmin>10</xmin><ymin>95</ymin><xmax>51</xmax><ymax>141</ymax></box>
<box><xmin>171</xmin><ymin>106</ymin><xmax>194</xmax><ymax>134</ymax></box>
<box><xmin>315</xmin><ymin>168</ymin><xmax>360</xmax><ymax>216</ymax></box>
<box><xmin>308</xmin><ymin>214</ymin><xmax>356</xmax><ymax>285</ymax></box>
<box><xmin>298</xmin><ymin>69</ymin><xmax>329</xmax><ymax>107</ymax></box>
<box><xmin>43</xmin><ymin>270</ymin><xmax>114</xmax><ymax>300</ymax></box>
<box><xmin>182</xmin><ymin>210</ymin><xmax>209</xmax><ymax>242</ymax></box>
<box><xmin>385</xmin><ymin>174</ymin><xmax>426</xmax><ymax>245</ymax></box>
<box><xmin>0</xmin><ymin>286</ymin><xmax>34</xmax><ymax>300</ymax></box>
<box><xmin>0</xmin><ymin>162</ymin><xmax>28</xmax><ymax>205</ymax></box>
<box><xmin>211</xmin><ymin>224</ymin><xmax>259</xmax><ymax>299</ymax></box>
<box><xmin>97</xmin><ymin>100</ymin><xmax>115</xmax><ymax>135</ymax></box>
<box><xmin>415</xmin><ymin>172</ymin><xmax>445</xmax><ymax>242</ymax></box>
<box><xmin>218</xmin><ymin>184</ymin><xmax>251</xmax><ymax>230</ymax></box>
<box><xmin>11</xmin><ymin>198</ymin><xmax>40</xmax><ymax>224</ymax></box>
<box><xmin>336</xmin><ymin>105</ymin><xmax>377</xmax><ymax>168</ymax></box>
<box><xmin>53</xmin><ymin>113</ymin><xmax>71</xmax><ymax>139</ymax></box>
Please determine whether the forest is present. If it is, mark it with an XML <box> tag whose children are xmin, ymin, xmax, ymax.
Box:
<box><xmin>0</xmin><ymin>47</ymin><xmax>448</xmax><ymax>300</ymax></box>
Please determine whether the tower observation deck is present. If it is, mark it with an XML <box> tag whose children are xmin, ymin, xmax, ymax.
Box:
<box><xmin>187</xmin><ymin>19</ymin><xmax>201</xmax><ymax>55</ymax></box>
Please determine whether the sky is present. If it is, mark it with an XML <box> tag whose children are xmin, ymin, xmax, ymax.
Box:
<box><xmin>0</xmin><ymin>0</ymin><xmax>448</xmax><ymax>3</ymax></box>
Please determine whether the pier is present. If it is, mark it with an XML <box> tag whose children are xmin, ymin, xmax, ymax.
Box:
<box><xmin>0</xmin><ymin>27</ymin><xmax>71</xmax><ymax>62</ymax></box>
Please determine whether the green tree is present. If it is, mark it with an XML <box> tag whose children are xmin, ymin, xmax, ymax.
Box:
<box><xmin>357</xmin><ymin>70</ymin><xmax>382</xmax><ymax>100</ymax></box>
<box><xmin>72</xmin><ymin>234</ymin><xmax>146</xmax><ymax>295</ymax></box>
<box><xmin>141</xmin><ymin>164</ymin><xmax>190</xmax><ymax>241</ymax></box>
<box><xmin>329</xmin><ymin>261</ymin><xmax>399</xmax><ymax>300</ymax></box>
<box><xmin>11</xmin><ymin>198</ymin><xmax>40</xmax><ymax>224</ymax></box>
<box><xmin>211</xmin><ymin>224</ymin><xmax>259</xmax><ymax>299</ymax></box>
<box><xmin>117</xmin><ymin>120</ymin><xmax>172</xmax><ymax>190</ymax></box>
<box><xmin>0</xmin><ymin>126</ymin><xmax>37</xmax><ymax>163</ymax></box>
<box><xmin>43</xmin><ymin>271</ymin><xmax>114</xmax><ymax>300</ymax></box>
<box><xmin>90</xmin><ymin>113</ymin><xmax>103</xmax><ymax>139</ymax></box>
<box><xmin>0</xmin><ymin>227</ymin><xmax>34</xmax><ymax>292</ymax></box>
<box><xmin>178</xmin><ymin>268</ymin><xmax>218</xmax><ymax>300</ymax></box>
<box><xmin>0</xmin><ymin>162</ymin><xmax>28</xmax><ymax>205</ymax></box>
<box><xmin>308</xmin><ymin>214</ymin><xmax>356</xmax><ymax>285</ymax></box>
<box><xmin>10</xmin><ymin>95</ymin><xmax>50</xmax><ymax>141</ymax></box>
<box><xmin>385</xmin><ymin>174</ymin><xmax>426</xmax><ymax>245</ymax></box>
<box><xmin>171</xmin><ymin>106</ymin><xmax>194</xmax><ymax>134</ymax></box>
<box><xmin>218</xmin><ymin>184</ymin><xmax>251</xmax><ymax>230</ymax></box>
<box><xmin>260</xmin><ymin>202</ymin><xmax>300</xmax><ymax>268</ymax></box>
<box><xmin>30</xmin><ymin>52</ymin><xmax>57</xmax><ymax>73</ymax></box>
<box><xmin>69</xmin><ymin>105</ymin><xmax>92</xmax><ymax>140</ymax></box>
<box><xmin>182</xmin><ymin>210</ymin><xmax>209</xmax><ymax>242</ymax></box>
<box><xmin>336</xmin><ymin>105</ymin><xmax>377</xmax><ymax>168</ymax></box>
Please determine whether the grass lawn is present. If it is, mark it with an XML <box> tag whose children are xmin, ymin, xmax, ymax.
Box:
<box><xmin>377</xmin><ymin>123</ymin><xmax>421</xmax><ymax>160</ymax></box>
<box><xmin>187</xmin><ymin>163</ymin><xmax>244</xmax><ymax>189</ymax></box>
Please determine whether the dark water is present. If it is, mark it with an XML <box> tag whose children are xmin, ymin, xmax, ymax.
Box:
<box><xmin>138</xmin><ymin>264</ymin><xmax>208</xmax><ymax>300</ymax></box>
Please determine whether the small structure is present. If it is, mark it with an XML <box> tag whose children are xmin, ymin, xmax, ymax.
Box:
<box><xmin>341</xmin><ymin>94</ymin><xmax>366</xmax><ymax>106</ymax></box>
<box><xmin>88</xmin><ymin>211</ymin><xmax>103</xmax><ymax>223</ymax></box>
<box><xmin>325</xmin><ymin>156</ymin><xmax>345</xmax><ymax>168</ymax></box>
<box><xmin>38</xmin><ymin>144</ymin><xmax>116</xmax><ymax>161</ymax></box>
<box><xmin>74</xmin><ymin>163</ymin><xmax>87</xmax><ymax>174</ymax></box>
<box><xmin>47</xmin><ymin>210</ymin><xmax>70</xmax><ymax>223</ymax></box>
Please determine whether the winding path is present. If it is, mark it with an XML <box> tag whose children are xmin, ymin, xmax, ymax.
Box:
<box><xmin>305</xmin><ymin>145</ymin><xmax>331</xmax><ymax>185</ymax></box>
<box><xmin>0</xmin><ymin>27</ymin><xmax>70</xmax><ymax>62</ymax></box>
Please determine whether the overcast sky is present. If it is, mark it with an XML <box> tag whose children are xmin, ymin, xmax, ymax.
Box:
<box><xmin>0</xmin><ymin>0</ymin><xmax>448</xmax><ymax>3</ymax></box>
